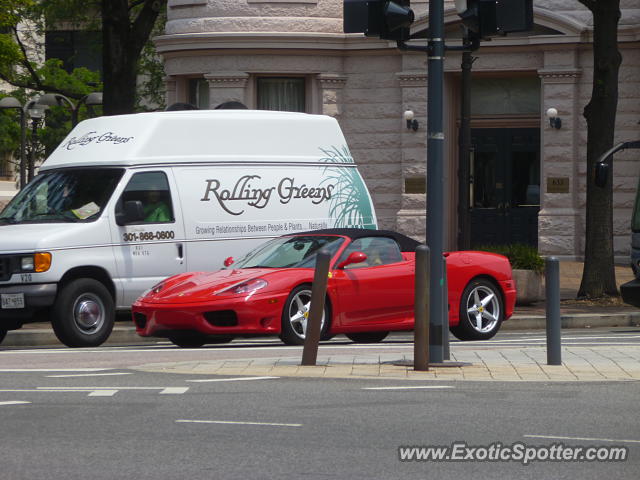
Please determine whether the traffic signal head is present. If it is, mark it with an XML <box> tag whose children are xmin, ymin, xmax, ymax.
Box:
<box><xmin>455</xmin><ymin>0</ymin><xmax>533</xmax><ymax>38</ymax></box>
<box><xmin>344</xmin><ymin>0</ymin><xmax>415</xmax><ymax>42</ymax></box>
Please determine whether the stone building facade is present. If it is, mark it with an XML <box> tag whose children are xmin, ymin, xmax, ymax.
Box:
<box><xmin>156</xmin><ymin>0</ymin><xmax>640</xmax><ymax>260</ymax></box>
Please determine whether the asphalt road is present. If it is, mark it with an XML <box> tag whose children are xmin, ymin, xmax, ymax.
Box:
<box><xmin>1</xmin><ymin>329</ymin><xmax>639</xmax><ymax>479</ymax></box>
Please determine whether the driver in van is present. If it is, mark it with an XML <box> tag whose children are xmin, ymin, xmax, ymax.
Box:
<box><xmin>143</xmin><ymin>188</ymin><xmax>171</xmax><ymax>222</ymax></box>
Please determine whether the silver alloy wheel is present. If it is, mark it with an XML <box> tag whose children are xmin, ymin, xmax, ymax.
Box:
<box><xmin>288</xmin><ymin>288</ymin><xmax>325</xmax><ymax>339</ymax></box>
<box><xmin>72</xmin><ymin>293</ymin><xmax>105</xmax><ymax>335</ymax></box>
<box><xmin>464</xmin><ymin>284</ymin><xmax>500</xmax><ymax>333</ymax></box>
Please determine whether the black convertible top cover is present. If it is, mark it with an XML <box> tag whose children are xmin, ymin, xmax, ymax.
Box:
<box><xmin>296</xmin><ymin>228</ymin><xmax>422</xmax><ymax>253</ymax></box>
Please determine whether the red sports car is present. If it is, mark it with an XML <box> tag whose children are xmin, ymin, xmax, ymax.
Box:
<box><xmin>132</xmin><ymin>229</ymin><xmax>516</xmax><ymax>347</ymax></box>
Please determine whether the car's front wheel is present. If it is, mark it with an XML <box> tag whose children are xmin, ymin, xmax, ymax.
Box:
<box><xmin>52</xmin><ymin>278</ymin><xmax>115</xmax><ymax>348</ymax></box>
<box><xmin>451</xmin><ymin>278</ymin><xmax>503</xmax><ymax>341</ymax></box>
<box><xmin>280</xmin><ymin>285</ymin><xmax>330</xmax><ymax>345</ymax></box>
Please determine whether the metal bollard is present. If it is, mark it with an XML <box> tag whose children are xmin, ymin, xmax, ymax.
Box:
<box><xmin>414</xmin><ymin>245</ymin><xmax>430</xmax><ymax>371</ymax></box>
<box><xmin>545</xmin><ymin>256</ymin><xmax>562</xmax><ymax>365</ymax></box>
<box><xmin>301</xmin><ymin>249</ymin><xmax>331</xmax><ymax>366</ymax></box>
<box><xmin>442</xmin><ymin>255</ymin><xmax>450</xmax><ymax>360</ymax></box>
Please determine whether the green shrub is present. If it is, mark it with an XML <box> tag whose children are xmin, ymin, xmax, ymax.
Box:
<box><xmin>475</xmin><ymin>243</ymin><xmax>545</xmax><ymax>274</ymax></box>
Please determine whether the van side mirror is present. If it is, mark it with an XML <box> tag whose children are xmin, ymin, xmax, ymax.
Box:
<box><xmin>116</xmin><ymin>200</ymin><xmax>144</xmax><ymax>226</ymax></box>
<box><xmin>224</xmin><ymin>257</ymin><xmax>234</xmax><ymax>267</ymax></box>
<box><xmin>594</xmin><ymin>162</ymin><xmax>609</xmax><ymax>188</ymax></box>
<box><xmin>337</xmin><ymin>251</ymin><xmax>367</xmax><ymax>269</ymax></box>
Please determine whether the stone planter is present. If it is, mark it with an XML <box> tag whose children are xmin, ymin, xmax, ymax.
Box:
<box><xmin>512</xmin><ymin>269</ymin><xmax>544</xmax><ymax>306</ymax></box>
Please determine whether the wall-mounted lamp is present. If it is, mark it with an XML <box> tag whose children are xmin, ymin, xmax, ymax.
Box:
<box><xmin>404</xmin><ymin>109</ymin><xmax>419</xmax><ymax>131</ymax></box>
<box><xmin>546</xmin><ymin>107</ymin><xmax>562</xmax><ymax>129</ymax></box>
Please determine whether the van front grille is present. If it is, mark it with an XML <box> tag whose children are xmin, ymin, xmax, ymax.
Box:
<box><xmin>203</xmin><ymin>310</ymin><xmax>238</xmax><ymax>327</ymax></box>
<box><xmin>0</xmin><ymin>256</ymin><xmax>14</xmax><ymax>281</ymax></box>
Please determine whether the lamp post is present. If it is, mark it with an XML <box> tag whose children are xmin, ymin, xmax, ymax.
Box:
<box><xmin>37</xmin><ymin>92</ymin><xmax>103</xmax><ymax>127</ymax></box>
<box><xmin>26</xmin><ymin>103</ymin><xmax>46</xmax><ymax>183</ymax></box>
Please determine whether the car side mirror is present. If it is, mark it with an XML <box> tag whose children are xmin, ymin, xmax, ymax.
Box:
<box><xmin>116</xmin><ymin>200</ymin><xmax>144</xmax><ymax>226</ymax></box>
<box><xmin>594</xmin><ymin>162</ymin><xmax>609</xmax><ymax>188</ymax></box>
<box><xmin>337</xmin><ymin>251</ymin><xmax>367</xmax><ymax>269</ymax></box>
<box><xmin>224</xmin><ymin>256</ymin><xmax>234</xmax><ymax>267</ymax></box>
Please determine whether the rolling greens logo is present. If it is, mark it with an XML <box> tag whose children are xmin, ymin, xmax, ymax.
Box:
<box><xmin>319</xmin><ymin>145</ymin><xmax>375</xmax><ymax>229</ymax></box>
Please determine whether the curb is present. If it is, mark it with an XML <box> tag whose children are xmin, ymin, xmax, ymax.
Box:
<box><xmin>3</xmin><ymin>312</ymin><xmax>640</xmax><ymax>348</ymax></box>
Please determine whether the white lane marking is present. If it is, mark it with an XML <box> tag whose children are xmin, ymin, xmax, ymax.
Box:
<box><xmin>363</xmin><ymin>386</ymin><xmax>455</xmax><ymax>391</ymax></box>
<box><xmin>475</xmin><ymin>335</ymin><xmax>640</xmax><ymax>343</ymax></box>
<box><xmin>160</xmin><ymin>387</ymin><xmax>189</xmax><ymax>394</ymax></box>
<box><xmin>88</xmin><ymin>390</ymin><xmax>118</xmax><ymax>397</ymax></box>
<box><xmin>46</xmin><ymin>372</ymin><xmax>132</xmax><ymax>378</ymax></box>
<box><xmin>524</xmin><ymin>434</ymin><xmax>640</xmax><ymax>444</ymax></box>
<box><xmin>0</xmin><ymin>401</ymin><xmax>31</xmax><ymax>406</ymax></box>
<box><xmin>0</xmin><ymin>368</ymin><xmax>111</xmax><ymax>372</ymax></box>
<box><xmin>187</xmin><ymin>376</ymin><xmax>279</xmax><ymax>383</ymax></box>
<box><xmin>176</xmin><ymin>419</ymin><xmax>302</xmax><ymax>427</ymax></box>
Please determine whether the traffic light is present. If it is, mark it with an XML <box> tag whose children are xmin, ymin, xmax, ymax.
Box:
<box><xmin>344</xmin><ymin>0</ymin><xmax>415</xmax><ymax>41</ymax></box>
<box><xmin>454</xmin><ymin>0</ymin><xmax>533</xmax><ymax>38</ymax></box>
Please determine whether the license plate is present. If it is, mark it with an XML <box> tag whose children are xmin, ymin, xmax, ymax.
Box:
<box><xmin>1</xmin><ymin>293</ymin><xmax>25</xmax><ymax>309</ymax></box>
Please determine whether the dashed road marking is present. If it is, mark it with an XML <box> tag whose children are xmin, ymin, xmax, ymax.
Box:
<box><xmin>0</xmin><ymin>401</ymin><xmax>31</xmax><ymax>406</ymax></box>
<box><xmin>363</xmin><ymin>386</ymin><xmax>455</xmax><ymax>390</ymax></box>
<box><xmin>46</xmin><ymin>372</ymin><xmax>132</xmax><ymax>378</ymax></box>
<box><xmin>176</xmin><ymin>419</ymin><xmax>302</xmax><ymax>427</ymax></box>
<box><xmin>524</xmin><ymin>434</ymin><xmax>640</xmax><ymax>444</ymax></box>
<box><xmin>187</xmin><ymin>376</ymin><xmax>279</xmax><ymax>383</ymax></box>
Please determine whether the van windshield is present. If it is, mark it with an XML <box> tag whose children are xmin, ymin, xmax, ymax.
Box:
<box><xmin>0</xmin><ymin>168</ymin><xmax>125</xmax><ymax>224</ymax></box>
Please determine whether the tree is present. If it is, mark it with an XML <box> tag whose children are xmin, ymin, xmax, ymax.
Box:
<box><xmin>577</xmin><ymin>0</ymin><xmax>622</xmax><ymax>299</ymax></box>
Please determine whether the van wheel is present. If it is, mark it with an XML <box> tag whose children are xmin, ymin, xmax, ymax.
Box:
<box><xmin>450</xmin><ymin>278</ymin><xmax>503</xmax><ymax>341</ymax></box>
<box><xmin>52</xmin><ymin>279</ymin><xmax>114</xmax><ymax>348</ymax></box>
<box><xmin>0</xmin><ymin>328</ymin><xmax>6</xmax><ymax>345</ymax></box>
<box><xmin>345</xmin><ymin>332</ymin><xmax>389</xmax><ymax>343</ymax></box>
<box><xmin>280</xmin><ymin>286</ymin><xmax>330</xmax><ymax>345</ymax></box>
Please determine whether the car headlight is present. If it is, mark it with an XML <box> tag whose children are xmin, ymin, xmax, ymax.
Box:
<box><xmin>215</xmin><ymin>278</ymin><xmax>268</xmax><ymax>295</ymax></box>
<box><xmin>142</xmin><ymin>281</ymin><xmax>166</xmax><ymax>298</ymax></box>
<box><xmin>19</xmin><ymin>253</ymin><xmax>52</xmax><ymax>273</ymax></box>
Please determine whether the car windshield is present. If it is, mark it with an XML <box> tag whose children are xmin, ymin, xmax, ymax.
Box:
<box><xmin>232</xmin><ymin>235</ymin><xmax>345</xmax><ymax>269</ymax></box>
<box><xmin>0</xmin><ymin>168</ymin><xmax>124</xmax><ymax>224</ymax></box>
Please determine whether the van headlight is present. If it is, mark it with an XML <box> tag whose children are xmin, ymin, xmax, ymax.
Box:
<box><xmin>19</xmin><ymin>253</ymin><xmax>52</xmax><ymax>273</ymax></box>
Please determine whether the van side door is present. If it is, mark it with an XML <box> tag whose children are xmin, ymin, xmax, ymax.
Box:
<box><xmin>110</xmin><ymin>170</ymin><xmax>187</xmax><ymax>307</ymax></box>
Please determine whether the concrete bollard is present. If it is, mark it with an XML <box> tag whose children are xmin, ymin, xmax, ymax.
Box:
<box><xmin>545</xmin><ymin>256</ymin><xmax>562</xmax><ymax>365</ymax></box>
<box><xmin>301</xmin><ymin>249</ymin><xmax>331</xmax><ymax>366</ymax></box>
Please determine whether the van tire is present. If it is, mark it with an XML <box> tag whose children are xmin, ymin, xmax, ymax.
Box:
<box><xmin>52</xmin><ymin>279</ymin><xmax>115</xmax><ymax>348</ymax></box>
<box><xmin>0</xmin><ymin>328</ymin><xmax>6</xmax><ymax>345</ymax></box>
<box><xmin>280</xmin><ymin>285</ymin><xmax>330</xmax><ymax>346</ymax></box>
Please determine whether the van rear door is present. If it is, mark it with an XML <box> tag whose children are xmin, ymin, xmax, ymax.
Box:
<box><xmin>110</xmin><ymin>169</ymin><xmax>187</xmax><ymax>307</ymax></box>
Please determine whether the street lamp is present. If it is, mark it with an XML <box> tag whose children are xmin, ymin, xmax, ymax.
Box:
<box><xmin>26</xmin><ymin>103</ymin><xmax>46</xmax><ymax>183</ymax></box>
<box><xmin>0</xmin><ymin>97</ymin><xmax>40</xmax><ymax>188</ymax></box>
<box><xmin>37</xmin><ymin>92</ymin><xmax>103</xmax><ymax>127</ymax></box>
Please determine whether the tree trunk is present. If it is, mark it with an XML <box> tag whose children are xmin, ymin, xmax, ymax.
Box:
<box><xmin>101</xmin><ymin>0</ymin><xmax>164</xmax><ymax>115</ymax></box>
<box><xmin>577</xmin><ymin>0</ymin><xmax>622</xmax><ymax>298</ymax></box>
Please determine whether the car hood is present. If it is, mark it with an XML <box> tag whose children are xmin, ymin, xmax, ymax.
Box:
<box><xmin>141</xmin><ymin>268</ymin><xmax>278</xmax><ymax>304</ymax></box>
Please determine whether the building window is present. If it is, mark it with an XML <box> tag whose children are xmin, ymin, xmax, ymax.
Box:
<box><xmin>188</xmin><ymin>78</ymin><xmax>210</xmax><ymax>109</ymax></box>
<box><xmin>45</xmin><ymin>31</ymin><xmax>102</xmax><ymax>75</ymax></box>
<box><xmin>257</xmin><ymin>77</ymin><xmax>305</xmax><ymax>112</ymax></box>
<box><xmin>470</xmin><ymin>77</ymin><xmax>540</xmax><ymax>116</ymax></box>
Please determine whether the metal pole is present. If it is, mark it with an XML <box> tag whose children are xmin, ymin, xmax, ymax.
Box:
<box><xmin>19</xmin><ymin>109</ymin><xmax>26</xmax><ymax>189</ymax></box>
<box><xmin>427</xmin><ymin>0</ymin><xmax>446</xmax><ymax>363</ymax></box>
<box><xmin>301</xmin><ymin>249</ymin><xmax>331</xmax><ymax>366</ymax></box>
<box><xmin>545</xmin><ymin>257</ymin><xmax>562</xmax><ymax>365</ymax></box>
<box><xmin>414</xmin><ymin>245</ymin><xmax>430</xmax><ymax>371</ymax></box>
<box><xmin>28</xmin><ymin>118</ymin><xmax>37</xmax><ymax>182</ymax></box>
<box><xmin>457</xmin><ymin>47</ymin><xmax>473</xmax><ymax>250</ymax></box>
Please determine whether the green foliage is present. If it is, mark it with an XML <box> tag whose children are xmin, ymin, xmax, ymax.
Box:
<box><xmin>476</xmin><ymin>243</ymin><xmax>545</xmax><ymax>274</ymax></box>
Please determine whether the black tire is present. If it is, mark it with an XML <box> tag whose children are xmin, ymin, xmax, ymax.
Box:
<box><xmin>345</xmin><ymin>331</ymin><xmax>389</xmax><ymax>343</ymax></box>
<box><xmin>451</xmin><ymin>278</ymin><xmax>503</xmax><ymax>341</ymax></box>
<box><xmin>52</xmin><ymin>278</ymin><xmax>115</xmax><ymax>348</ymax></box>
<box><xmin>280</xmin><ymin>285</ymin><xmax>330</xmax><ymax>345</ymax></box>
<box><xmin>0</xmin><ymin>328</ymin><xmax>6</xmax><ymax>345</ymax></box>
<box><xmin>169</xmin><ymin>335</ymin><xmax>207</xmax><ymax>348</ymax></box>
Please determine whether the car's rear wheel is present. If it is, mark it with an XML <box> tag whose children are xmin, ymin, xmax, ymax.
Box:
<box><xmin>52</xmin><ymin>278</ymin><xmax>115</xmax><ymax>348</ymax></box>
<box><xmin>451</xmin><ymin>278</ymin><xmax>503</xmax><ymax>341</ymax></box>
<box><xmin>280</xmin><ymin>285</ymin><xmax>330</xmax><ymax>345</ymax></box>
<box><xmin>345</xmin><ymin>332</ymin><xmax>389</xmax><ymax>343</ymax></box>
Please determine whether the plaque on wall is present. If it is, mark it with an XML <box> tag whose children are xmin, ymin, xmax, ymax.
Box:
<box><xmin>405</xmin><ymin>177</ymin><xmax>426</xmax><ymax>194</ymax></box>
<box><xmin>547</xmin><ymin>177</ymin><xmax>570</xmax><ymax>193</ymax></box>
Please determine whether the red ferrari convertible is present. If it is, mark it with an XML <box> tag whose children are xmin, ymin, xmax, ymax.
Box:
<box><xmin>132</xmin><ymin>229</ymin><xmax>516</xmax><ymax>347</ymax></box>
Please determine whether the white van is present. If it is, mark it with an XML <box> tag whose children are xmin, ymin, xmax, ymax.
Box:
<box><xmin>0</xmin><ymin>110</ymin><xmax>377</xmax><ymax>347</ymax></box>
